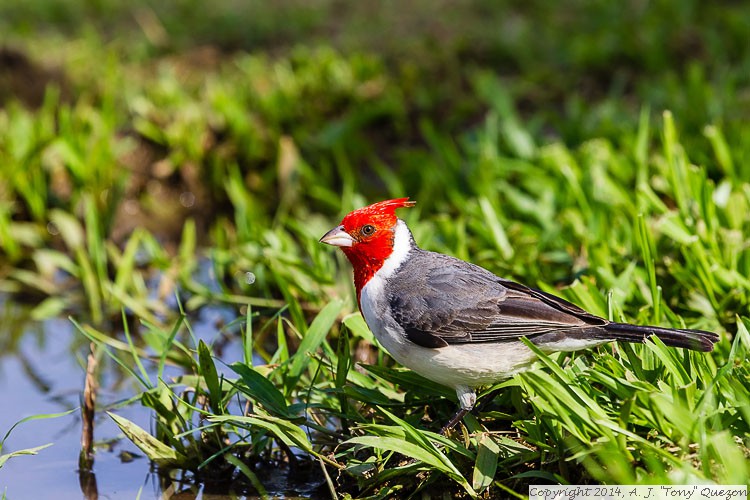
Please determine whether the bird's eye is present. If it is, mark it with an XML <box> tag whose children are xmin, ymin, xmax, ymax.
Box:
<box><xmin>361</xmin><ymin>224</ymin><xmax>375</xmax><ymax>236</ymax></box>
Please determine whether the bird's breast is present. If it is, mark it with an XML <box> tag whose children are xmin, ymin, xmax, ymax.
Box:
<box><xmin>360</xmin><ymin>273</ymin><xmax>402</xmax><ymax>348</ymax></box>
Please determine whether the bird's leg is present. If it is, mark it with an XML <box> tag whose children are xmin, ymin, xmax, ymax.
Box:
<box><xmin>441</xmin><ymin>408</ymin><xmax>469</xmax><ymax>435</ymax></box>
<box><xmin>441</xmin><ymin>386</ymin><xmax>476</xmax><ymax>435</ymax></box>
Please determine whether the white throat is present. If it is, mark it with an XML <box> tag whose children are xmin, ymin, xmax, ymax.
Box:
<box><xmin>377</xmin><ymin>219</ymin><xmax>413</xmax><ymax>279</ymax></box>
<box><xmin>359</xmin><ymin>219</ymin><xmax>413</xmax><ymax>354</ymax></box>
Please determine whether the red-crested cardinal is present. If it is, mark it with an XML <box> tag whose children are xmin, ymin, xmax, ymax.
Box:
<box><xmin>320</xmin><ymin>198</ymin><xmax>719</xmax><ymax>432</ymax></box>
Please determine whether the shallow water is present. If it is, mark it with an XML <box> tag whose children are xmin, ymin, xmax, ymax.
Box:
<box><xmin>0</xmin><ymin>310</ymin><xmax>156</xmax><ymax>498</ymax></box>
<box><xmin>0</xmin><ymin>299</ymin><xmax>317</xmax><ymax>499</ymax></box>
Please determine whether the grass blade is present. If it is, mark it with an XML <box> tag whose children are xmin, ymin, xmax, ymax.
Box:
<box><xmin>198</xmin><ymin>340</ymin><xmax>224</xmax><ymax>415</ymax></box>
<box><xmin>108</xmin><ymin>412</ymin><xmax>188</xmax><ymax>467</ymax></box>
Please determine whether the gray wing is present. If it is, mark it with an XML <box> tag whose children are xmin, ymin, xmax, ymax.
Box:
<box><xmin>387</xmin><ymin>250</ymin><xmax>606</xmax><ymax>348</ymax></box>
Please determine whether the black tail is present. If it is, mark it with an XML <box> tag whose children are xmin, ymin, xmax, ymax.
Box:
<box><xmin>604</xmin><ymin>322</ymin><xmax>719</xmax><ymax>352</ymax></box>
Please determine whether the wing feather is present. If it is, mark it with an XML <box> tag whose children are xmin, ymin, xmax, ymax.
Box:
<box><xmin>387</xmin><ymin>250</ymin><xmax>605</xmax><ymax>348</ymax></box>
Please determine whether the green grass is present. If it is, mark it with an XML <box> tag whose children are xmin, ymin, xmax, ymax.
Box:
<box><xmin>1</xmin><ymin>1</ymin><xmax>750</xmax><ymax>497</ymax></box>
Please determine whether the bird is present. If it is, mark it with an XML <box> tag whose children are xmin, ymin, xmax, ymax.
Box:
<box><xmin>320</xmin><ymin>198</ymin><xmax>720</xmax><ymax>433</ymax></box>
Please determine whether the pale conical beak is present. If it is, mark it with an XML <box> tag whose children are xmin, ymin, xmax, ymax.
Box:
<box><xmin>319</xmin><ymin>225</ymin><xmax>355</xmax><ymax>247</ymax></box>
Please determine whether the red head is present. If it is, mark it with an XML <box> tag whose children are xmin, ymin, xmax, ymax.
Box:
<box><xmin>320</xmin><ymin>198</ymin><xmax>416</xmax><ymax>296</ymax></box>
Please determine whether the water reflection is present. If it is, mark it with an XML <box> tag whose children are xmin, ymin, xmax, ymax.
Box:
<box><xmin>79</xmin><ymin>467</ymin><xmax>99</xmax><ymax>500</ymax></box>
<box><xmin>0</xmin><ymin>298</ymin><xmax>151</xmax><ymax>497</ymax></box>
<box><xmin>0</xmin><ymin>295</ymin><xmax>324</xmax><ymax>498</ymax></box>
<box><xmin>0</xmin><ymin>298</ymin><xmax>202</xmax><ymax>497</ymax></box>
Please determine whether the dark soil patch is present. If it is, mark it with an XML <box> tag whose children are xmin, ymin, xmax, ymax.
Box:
<box><xmin>0</xmin><ymin>47</ymin><xmax>70</xmax><ymax>108</ymax></box>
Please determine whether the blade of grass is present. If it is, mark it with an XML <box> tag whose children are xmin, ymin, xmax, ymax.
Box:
<box><xmin>107</xmin><ymin>412</ymin><xmax>189</xmax><ymax>467</ymax></box>
<box><xmin>198</xmin><ymin>340</ymin><xmax>224</xmax><ymax>415</ymax></box>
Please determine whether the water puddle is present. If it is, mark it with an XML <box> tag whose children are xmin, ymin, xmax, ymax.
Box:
<box><xmin>0</xmin><ymin>308</ymin><xmax>153</xmax><ymax>497</ymax></box>
<box><xmin>0</xmin><ymin>298</ymin><xmax>323</xmax><ymax>498</ymax></box>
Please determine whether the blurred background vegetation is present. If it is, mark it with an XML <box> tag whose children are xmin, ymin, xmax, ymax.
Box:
<box><xmin>2</xmin><ymin>0</ymin><xmax>749</xmax><ymax>317</ymax></box>
<box><xmin>1</xmin><ymin>0</ymin><xmax>749</xmax><ymax>497</ymax></box>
